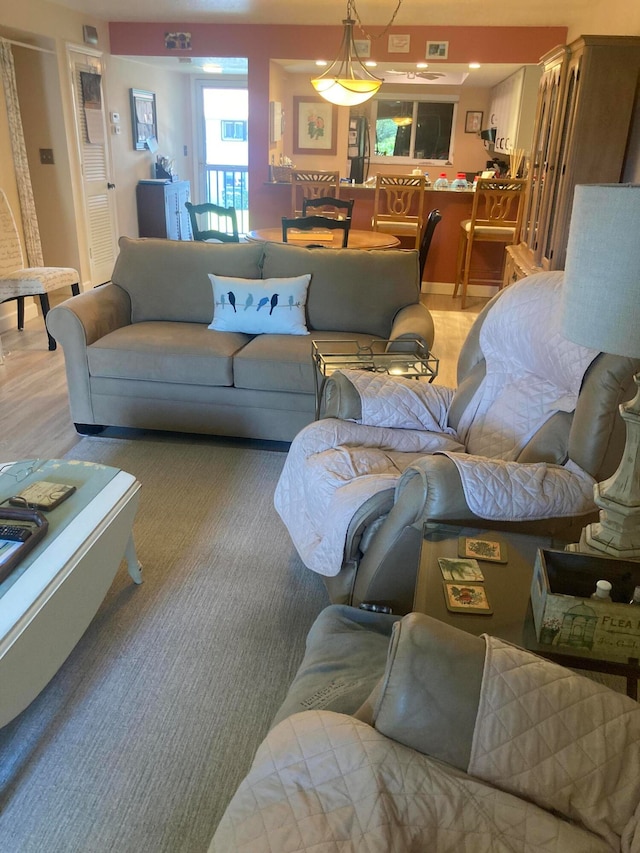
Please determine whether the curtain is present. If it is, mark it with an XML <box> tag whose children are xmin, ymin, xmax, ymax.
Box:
<box><xmin>0</xmin><ymin>38</ymin><xmax>43</xmax><ymax>266</ymax></box>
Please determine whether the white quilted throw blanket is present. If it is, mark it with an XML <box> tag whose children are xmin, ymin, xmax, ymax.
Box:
<box><xmin>274</xmin><ymin>415</ymin><xmax>464</xmax><ymax>577</ymax></box>
<box><xmin>470</xmin><ymin>637</ymin><xmax>640</xmax><ymax>851</ymax></box>
<box><xmin>456</xmin><ymin>271</ymin><xmax>598</xmax><ymax>459</ymax></box>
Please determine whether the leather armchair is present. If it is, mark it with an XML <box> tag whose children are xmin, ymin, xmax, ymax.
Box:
<box><xmin>275</xmin><ymin>272</ymin><xmax>640</xmax><ymax>612</ymax></box>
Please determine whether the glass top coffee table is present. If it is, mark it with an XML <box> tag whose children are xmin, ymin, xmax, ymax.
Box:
<box><xmin>312</xmin><ymin>338</ymin><xmax>439</xmax><ymax>418</ymax></box>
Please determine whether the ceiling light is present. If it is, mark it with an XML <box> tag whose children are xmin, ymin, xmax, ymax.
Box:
<box><xmin>469</xmin><ymin>62</ymin><xmax>481</xmax><ymax>69</ymax></box>
<box><xmin>315</xmin><ymin>60</ymin><xmax>328</xmax><ymax>67</ymax></box>
<box><xmin>392</xmin><ymin>115</ymin><xmax>412</xmax><ymax>126</ymax></box>
<box><xmin>311</xmin><ymin>0</ymin><xmax>404</xmax><ymax>107</ymax></box>
<box><xmin>365</xmin><ymin>61</ymin><xmax>377</xmax><ymax>68</ymax></box>
<box><xmin>202</xmin><ymin>63</ymin><xmax>223</xmax><ymax>73</ymax></box>
<box><xmin>416</xmin><ymin>62</ymin><xmax>428</xmax><ymax>69</ymax></box>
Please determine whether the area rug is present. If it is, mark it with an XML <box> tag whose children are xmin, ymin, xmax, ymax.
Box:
<box><xmin>0</xmin><ymin>436</ymin><xmax>328</xmax><ymax>853</ymax></box>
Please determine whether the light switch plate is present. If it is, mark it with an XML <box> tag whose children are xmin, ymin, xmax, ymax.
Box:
<box><xmin>39</xmin><ymin>148</ymin><xmax>54</xmax><ymax>165</ymax></box>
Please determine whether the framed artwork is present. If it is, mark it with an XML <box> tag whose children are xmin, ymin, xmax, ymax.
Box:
<box><xmin>130</xmin><ymin>88</ymin><xmax>157</xmax><ymax>150</ymax></box>
<box><xmin>293</xmin><ymin>97</ymin><xmax>338</xmax><ymax>156</ymax></box>
<box><xmin>426</xmin><ymin>40</ymin><xmax>449</xmax><ymax>60</ymax></box>
<box><xmin>388</xmin><ymin>34</ymin><xmax>410</xmax><ymax>53</ymax></box>
<box><xmin>465</xmin><ymin>110</ymin><xmax>483</xmax><ymax>134</ymax></box>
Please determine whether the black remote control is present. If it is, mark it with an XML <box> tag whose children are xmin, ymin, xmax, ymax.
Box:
<box><xmin>0</xmin><ymin>524</ymin><xmax>32</xmax><ymax>542</ymax></box>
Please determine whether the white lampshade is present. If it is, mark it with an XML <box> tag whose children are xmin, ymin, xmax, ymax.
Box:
<box><xmin>561</xmin><ymin>183</ymin><xmax>640</xmax><ymax>358</ymax></box>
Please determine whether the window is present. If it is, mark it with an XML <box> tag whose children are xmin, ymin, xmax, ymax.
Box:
<box><xmin>221</xmin><ymin>120</ymin><xmax>247</xmax><ymax>141</ymax></box>
<box><xmin>371</xmin><ymin>95</ymin><xmax>457</xmax><ymax>165</ymax></box>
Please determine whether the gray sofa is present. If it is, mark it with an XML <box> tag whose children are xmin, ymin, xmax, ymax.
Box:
<box><xmin>47</xmin><ymin>237</ymin><xmax>433</xmax><ymax>442</ymax></box>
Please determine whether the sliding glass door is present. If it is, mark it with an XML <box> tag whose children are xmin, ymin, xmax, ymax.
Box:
<box><xmin>195</xmin><ymin>75</ymin><xmax>249</xmax><ymax>233</ymax></box>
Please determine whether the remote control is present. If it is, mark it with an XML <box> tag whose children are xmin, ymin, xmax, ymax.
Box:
<box><xmin>0</xmin><ymin>524</ymin><xmax>32</xmax><ymax>542</ymax></box>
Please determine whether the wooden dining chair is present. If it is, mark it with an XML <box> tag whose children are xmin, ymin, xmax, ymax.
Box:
<box><xmin>302</xmin><ymin>196</ymin><xmax>354</xmax><ymax>220</ymax></box>
<box><xmin>0</xmin><ymin>188</ymin><xmax>80</xmax><ymax>351</ymax></box>
<box><xmin>185</xmin><ymin>202</ymin><xmax>239</xmax><ymax>242</ymax></box>
<box><xmin>371</xmin><ymin>173</ymin><xmax>426</xmax><ymax>250</ymax></box>
<box><xmin>453</xmin><ymin>177</ymin><xmax>528</xmax><ymax>308</ymax></box>
<box><xmin>291</xmin><ymin>170</ymin><xmax>340</xmax><ymax>217</ymax></box>
<box><xmin>281</xmin><ymin>215</ymin><xmax>350</xmax><ymax>248</ymax></box>
<box><xmin>419</xmin><ymin>209</ymin><xmax>442</xmax><ymax>281</ymax></box>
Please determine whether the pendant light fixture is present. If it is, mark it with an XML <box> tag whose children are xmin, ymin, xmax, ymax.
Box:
<box><xmin>311</xmin><ymin>0</ymin><xmax>404</xmax><ymax>107</ymax></box>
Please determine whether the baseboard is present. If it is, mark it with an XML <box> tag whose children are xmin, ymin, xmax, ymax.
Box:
<box><xmin>0</xmin><ymin>299</ymin><xmax>39</xmax><ymax>334</ymax></box>
<box><xmin>421</xmin><ymin>281</ymin><xmax>497</xmax><ymax>297</ymax></box>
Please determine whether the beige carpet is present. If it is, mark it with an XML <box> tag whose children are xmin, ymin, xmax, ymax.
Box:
<box><xmin>0</xmin><ymin>436</ymin><xmax>328</xmax><ymax>853</ymax></box>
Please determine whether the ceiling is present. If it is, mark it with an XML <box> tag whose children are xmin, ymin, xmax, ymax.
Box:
<box><xmin>46</xmin><ymin>0</ymin><xmax>585</xmax><ymax>27</ymax></box>
<box><xmin>51</xmin><ymin>0</ymin><xmax>580</xmax><ymax>87</ymax></box>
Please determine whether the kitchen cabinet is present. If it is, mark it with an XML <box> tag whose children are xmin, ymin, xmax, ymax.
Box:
<box><xmin>136</xmin><ymin>180</ymin><xmax>191</xmax><ymax>240</ymax></box>
<box><xmin>489</xmin><ymin>66</ymin><xmax>541</xmax><ymax>156</ymax></box>
<box><xmin>514</xmin><ymin>35</ymin><xmax>640</xmax><ymax>276</ymax></box>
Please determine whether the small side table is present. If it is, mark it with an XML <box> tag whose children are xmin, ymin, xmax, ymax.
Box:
<box><xmin>312</xmin><ymin>338</ymin><xmax>439</xmax><ymax>419</ymax></box>
<box><xmin>414</xmin><ymin>522</ymin><xmax>640</xmax><ymax>700</ymax></box>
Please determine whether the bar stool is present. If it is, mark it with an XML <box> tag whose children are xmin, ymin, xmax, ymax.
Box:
<box><xmin>453</xmin><ymin>178</ymin><xmax>527</xmax><ymax>308</ymax></box>
<box><xmin>371</xmin><ymin>174</ymin><xmax>426</xmax><ymax>250</ymax></box>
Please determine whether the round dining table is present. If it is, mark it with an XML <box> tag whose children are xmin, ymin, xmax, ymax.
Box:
<box><xmin>246</xmin><ymin>227</ymin><xmax>400</xmax><ymax>250</ymax></box>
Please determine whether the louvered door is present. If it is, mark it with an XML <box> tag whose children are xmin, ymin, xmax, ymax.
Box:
<box><xmin>68</xmin><ymin>48</ymin><xmax>118</xmax><ymax>285</ymax></box>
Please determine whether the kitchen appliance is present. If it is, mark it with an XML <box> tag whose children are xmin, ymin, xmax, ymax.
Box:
<box><xmin>347</xmin><ymin>115</ymin><xmax>370</xmax><ymax>185</ymax></box>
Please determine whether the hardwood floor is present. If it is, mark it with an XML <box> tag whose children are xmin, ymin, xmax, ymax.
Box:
<box><xmin>0</xmin><ymin>294</ymin><xmax>485</xmax><ymax>460</ymax></box>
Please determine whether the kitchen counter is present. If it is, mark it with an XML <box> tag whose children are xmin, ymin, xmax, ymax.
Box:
<box><xmin>259</xmin><ymin>182</ymin><xmax>502</xmax><ymax>288</ymax></box>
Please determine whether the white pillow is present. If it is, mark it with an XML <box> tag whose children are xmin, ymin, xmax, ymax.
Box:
<box><xmin>208</xmin><ymin>274</ymin><xmax>311</xmax><ymax>335</ymax></box>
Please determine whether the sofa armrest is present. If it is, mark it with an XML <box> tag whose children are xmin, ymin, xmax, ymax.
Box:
<box><xmin>46</xmin><ymin>284</ymin><xmax>131</xmax><ymax>425</ymax></box>
<box><xmin>47</xmin><ymin>283</ymin><xmax>131</xmax><ymax>348</ymax></box>
<box><xmin>389</xmin><ymin>302</ymin><xmax>435</xmax><ymax>351</ymax></box>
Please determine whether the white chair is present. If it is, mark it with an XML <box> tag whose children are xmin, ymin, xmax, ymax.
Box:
<box><xmin>0</xmin><ymin>189</ymin><xmax>80</xmax><ymax>350</ymax></box>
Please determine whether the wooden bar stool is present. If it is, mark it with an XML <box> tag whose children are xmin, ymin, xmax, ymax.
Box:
<box><xmin>453</xmin><ymin>177</ymin><xmax>528</xmax><ymax>308</ymax></box>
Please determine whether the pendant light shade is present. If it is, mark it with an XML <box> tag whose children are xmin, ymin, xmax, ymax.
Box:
<box><xmin>311</xmin><ymin>16</ymin><xmax>382</xmax><ymax>107</ymax></box>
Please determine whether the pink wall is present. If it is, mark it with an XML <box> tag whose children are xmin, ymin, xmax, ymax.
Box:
<box><xmin>110</xmin><ymin>23</ymin><xmax>567</xmax><ymax>229</ymax></box>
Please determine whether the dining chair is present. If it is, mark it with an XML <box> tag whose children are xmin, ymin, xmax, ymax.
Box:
<box><xmin>301</xmin><ymin>196</ymin><xmax>354</xmax><ymax>220</ymax></box>
<box><xmin>453</xmin><ymin>177</ymin><xmax>528</xmax><ymax>308</ymax></box>
<box><xmin>281</xmin><ymin>215</ymin><xmax>350</xmax><ymax>248</ymax></box>
<box><xmin>185</xmin><ymin>201</ymin><xmax>240</xmax><ymax>242</ymax></box>
<box><xmin>419</xmin><ymin>209</ymin><xmax>442</xmax><ymax>281</ymax></box>
<box><xmin>0</xmin><ymin>188</ymin><xmax>80</xmax><ymax>351</ymax></box>
<box><xmin>291</xmin><ymin>170</ymin><xmax>340</xmax><ymax>217</ymax></box>
<box><xmin>371</xmin><ymin>173</ymin><xmax>426</xmax><ymax>251</ymax></box>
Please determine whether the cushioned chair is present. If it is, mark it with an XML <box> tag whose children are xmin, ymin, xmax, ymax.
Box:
<box><xmin>0</xmin><ymin>188</ymin><xmax>80</xmax><ymax>350</ymax></box>
<box><xmin>453</xmin><ymin>177</ymin><xmax>527</xmax><ymax>308</ymax></box>
<box><xmin>372</xmin><ymin>173</ymin><xmax>426</xmax><ymax>250</ymax></box>
<box><xmin>291</xmin><ymin>169</ymin><xmax>340</xmax><ymax>217</ymax></box>
<box><xmin>301</xmin><ymin>195</ymin><xmax>354</xmax><ymax>219</ymax></box>
<box><xmin>281</xmin><ymin>214</ymin><xmax>350</xmax><ymax>248</ymax></box>
<box><xmin>185</xmin><ymin>201</ymin><xmax>239</xmax><ymax>243</ymax></box>
<box><xmin>211</xmin><ymin>606</ymin><xmax>640</xmax><ymax>852</ymax></box>
<box><xmin>274</xmin><ymin>271</ymin><xmax>640</xmax><ymax>612</ymax></box>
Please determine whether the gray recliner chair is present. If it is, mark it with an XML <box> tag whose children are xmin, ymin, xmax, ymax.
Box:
<box><xmin>275</xmin><ymin>271</ymin><xmax>640</xmax><ymax>613</ymax></box>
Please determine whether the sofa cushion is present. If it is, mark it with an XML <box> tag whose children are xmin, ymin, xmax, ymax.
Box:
<box><xmin>208</xmin><ymin>273</ymin><xmax>311</xmax><ymax>335</ymax></box>
<box><xmin>261</xmin><ymin>242</ymin><xmax>420</xmax><ymax>338</ymax></box>
<box><xmin>234</xmin><ymin>331</ymin><xmax>384</xmax><ymax>394</ymax></box>
<box><xmin>88</xmin><ymin>321</ymin><xmax>249</xmax><ymax>386</ymax></box>
<box><xmin>111</xmin><ymin>237</ymin><xmax>264</xmax><ymax>324</ymax></box>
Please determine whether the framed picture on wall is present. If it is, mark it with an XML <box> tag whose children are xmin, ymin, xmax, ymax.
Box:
<box><xmin>465</xmin><ymin>110</ymin><xmax>483</xmax><ymax>133</ymax></box>
<box><xmin>292</xmin><ymin>97</ymin><xmax>338</xmax><ymax>156</ymax></box>
<box><xmin>130</xmin><ymin>88</ymin><xmax>157</xmax><ymax>150</ymax></box>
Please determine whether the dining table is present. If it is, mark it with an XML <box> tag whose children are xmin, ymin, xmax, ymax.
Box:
<box><xmin>246</xmin><ymin>227</ymin><xmax>400</xmax><ymax>250</ymax></box>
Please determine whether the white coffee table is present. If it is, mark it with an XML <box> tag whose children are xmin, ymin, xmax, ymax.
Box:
<box><xmin>0</xmin><ymin>459</ymin><xmax>142</xmax><ymax>727</ymax></box>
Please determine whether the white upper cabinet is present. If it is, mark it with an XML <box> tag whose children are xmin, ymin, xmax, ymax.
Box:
<box><xmin>489</xmin><ymin>66</ymin><xmax>541</xmax><ymax>155</ymax></box>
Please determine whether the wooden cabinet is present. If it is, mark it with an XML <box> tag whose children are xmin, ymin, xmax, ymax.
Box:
<box><xmin>489</xmin><ymin>66</ymin><xmax>541</xmax><ymax>155</ymax></box>
<box><xmin>136</xmin><ymin>180</ymin><xmax>191</xmax><ymax>240</ymax></box>
<box><xmin>518</xmin><ymin>35</ymin><xmax>640</xmax><ymax>276</ymax></box>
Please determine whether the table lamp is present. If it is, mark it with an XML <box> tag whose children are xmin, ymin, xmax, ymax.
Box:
<box><xmin>561</xmin><ymin>183</ymin><xmax>640</xmax><ymax>558</ymax></box>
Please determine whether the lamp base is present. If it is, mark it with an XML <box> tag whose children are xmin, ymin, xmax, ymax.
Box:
<box><xmin>566</xmin><ymin>518</ymin><xmax>640</xmax><ymax>560</ymax></box>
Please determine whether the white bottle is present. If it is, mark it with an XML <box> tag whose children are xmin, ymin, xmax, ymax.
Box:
<box><xmin>433</xmin><ymin>172</ymin><xmax>449</xmax><ymax>190</ymax></box>
<box><xmin>591</xmin><ymin>580</ymin><xmax>612</xmax><ymax>601</ymax></box>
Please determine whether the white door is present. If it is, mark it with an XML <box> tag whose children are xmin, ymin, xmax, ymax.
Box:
<box><xmin>67</xmin><ymin>47</ymin><xmax>118</xmax><ymax>285</ymax></box>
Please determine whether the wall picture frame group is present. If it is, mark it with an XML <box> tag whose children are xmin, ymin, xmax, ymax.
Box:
<box><xmin>130</xmin><ymin>88</ymin><xmax>157</xmax><ymax>150</ymax></box>
<box><xmin>292</xmin><ymin>96</ymin><xmax>338</xmax><ymax>156</ymax></box>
